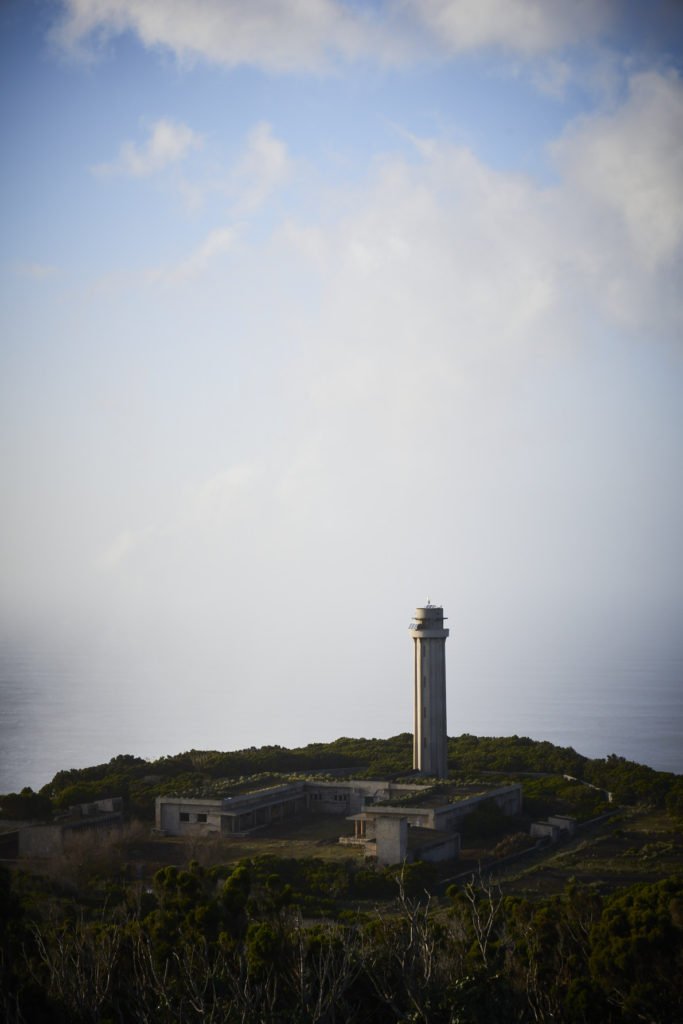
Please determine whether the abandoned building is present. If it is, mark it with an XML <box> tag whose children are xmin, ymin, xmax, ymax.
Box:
<box><xmin>18</xmin><ymin>797</ymin><xmax>124</xmax><ymax>858</ymax></box>
<box><xmin>155</xmin><ymin>780</ymin><xmax>522</xmax><ymax>866</ymax></box>
<box><xmin>530</xmin><ymin>815</ymin><xmax>576</xmax><ymax>842</ymax></box>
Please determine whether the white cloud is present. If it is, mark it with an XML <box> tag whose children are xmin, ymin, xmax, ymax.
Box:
<box><xmin>140</xmin><ymin>123</ymin><xmax>290</xmax><ymax>282</ymax></box>
<box><xmin>148</xmin><ymin>226</ymin><xmax>237</xmax><ymax>284</ymax></box>
<box><xmin>230</xmin><ymin>121</ymin><xmax>292</xmax><ymax>214</ymax></box>
<box><xmin>265</xmin><ymin>71</ymin><xmax>682</xmax><ymax>467</ymax></box>
<box><xmin>55</xmin><ymin>0</ymin><xmax>610</xmax><ymax>69</ymax></box>
<box><xmin>408</xmin><ymin>0</ymin><xmax>611</xmax><ymax>56</ymax></box>
<box><xmin>553</xmin><ymin>70</ymin><xmax>683</xmax><ymax>273</ymax></box>
<box><xmin>319</xmin><ymin>145</ymin><xmax>559</xmax><ymax>359</ymax></box>
<box><xmin>93</xmin><ymin>118</ymin><xmax>202</xmax><ymax>177</ymax></box>
<box><xmin>54</xmin><ymin>0</ymin><xmax>395</xmax><ymax>71</ymax></box>
<box><xmin>180</xmin><ymin>122</ymin><xmax>292</xmax><ymax>217</ymax></box>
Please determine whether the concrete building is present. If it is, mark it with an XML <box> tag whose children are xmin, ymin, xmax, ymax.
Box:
<box><xmin>530</xmin><ymin>820</ymin><xmax>562</xmax><ymax>842</ymax></box>
<box><xmin>530</xmin><ymin>815</ymin><xmax>577</xmax><ymax>843</ymax></box>
<box><xmin>359</xmin><ymin>818</ymin><xmax>460</xmax><ymax>867</ymax></box>
<box><xmin>341</xmin><ymin>782</ymin><xmax>521</xmax><ymax>863</ymax></box>
<box><xmin>410</xmin><ymin>604</ymin><xmax>449</xmax><ymax>778</ymax></box>
<box><xmin>19</xmin><ymin>798</ymin><xmax>124</xmax><ymax>858</ymax></box>
<box><xmin>156</xmin><ymin>781</ymin><xmax>365</xmax><ymax>837</ymax></box>
<box><xmin>548</xmin><ymin>815</ymin><xmax>576</xmax><ymax>836</ymax></box>
<box><xmin>157</xmin><ymin>780</ymin><xmax>522</xmax><ymax>867</ymax></box>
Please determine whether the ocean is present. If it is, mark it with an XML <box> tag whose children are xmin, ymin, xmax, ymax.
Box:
<box><xmin>1</xmin><ymin>641</ymin><xmax>682</xmax><ymax>793</ymax></box>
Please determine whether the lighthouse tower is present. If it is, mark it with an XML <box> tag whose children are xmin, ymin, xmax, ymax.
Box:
<box><xmin>410</xmin><ymin>603</ymin><xmax>449</xmax><ymax>778</ymax></box>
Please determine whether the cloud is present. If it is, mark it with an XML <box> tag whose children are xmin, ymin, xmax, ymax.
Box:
<box><xmin>54</xmin><ymin>0</ymin><xmax>611</xmax><ymax>70</ymax></box>
<box><xmin>148</xmin><ymin>226</ymin><xmax>237</xmax><ymax>284</ymax></box>
<box><xmin>138</xmin><ymin>123</ymin><xmax>290</xmax><ymax>282</ymax></box>
<box><xmin>230</xmin><ymin>122</ymin><xmax>293</xmax><ymax>214</ymax></box>
<box><xmin>268</xmin><ymin>69</ymin><xmax>683</xmax><ymax>464</ymax></box>
<box><xmin>54</xmin><ymin>0</ymin><xmax>394</xmax><ymax>71</ymax></box>
<box><xmin>93</xmin><ymin>118</ymin><xmax>202</xmax><ymax>177</ymax></box>
<box><xmin>407</xmin><ymin>0</ymin><xmax>611</xmax><ymax>56</ymax></box>
<box><xmin>252</xmin><ymin>85</ymin><xmax>683</xmax><ymax>658</ymax></box>
<box><xmin>553</xmin><ymin>70</ymin><xmax>683</xmax><ymax>273</ymax></box>
<box><xmin>311</xmin><ymin>145</ymin><xmax>560</xmax><ymax>360</ymax></box>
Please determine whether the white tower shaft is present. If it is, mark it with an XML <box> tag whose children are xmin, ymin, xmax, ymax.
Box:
<box><xmin>410</xmin><ymin>605</ymin><xmax>449</xmax><ymax>778</ymax></box>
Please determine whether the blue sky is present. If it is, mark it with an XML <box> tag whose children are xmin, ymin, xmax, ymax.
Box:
<box><xmin>1</xmin><ymin>1</ymin><xmax>683</xmax><ymax>784</ymax></box>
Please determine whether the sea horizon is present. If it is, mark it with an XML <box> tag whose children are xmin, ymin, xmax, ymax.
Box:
<box><xmin>2</xmin><ymin>653</ymin><xmax>681</xmax><ymax>793</ymax></box>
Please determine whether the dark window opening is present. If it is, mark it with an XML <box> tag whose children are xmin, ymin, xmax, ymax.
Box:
<box><xmin>179</xmin><ymin>812</ymin><xmax>190</xmax><ymax>822</ymax></box>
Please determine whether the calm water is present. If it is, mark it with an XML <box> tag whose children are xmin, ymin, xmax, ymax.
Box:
<box><xmin>1</xmin><ymin>639</ymin><xmax>682</xmax><ymax>793</ymax></box>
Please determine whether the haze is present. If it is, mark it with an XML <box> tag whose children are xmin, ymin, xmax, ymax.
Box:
<box><xmin>1</xmin><ymin>1</ymin><xmax>682</xmax><ymax>788</ymax></box>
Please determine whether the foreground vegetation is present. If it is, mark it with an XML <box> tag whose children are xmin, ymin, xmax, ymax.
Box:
<box><xmin>1</xmin><ymin>734</ymin><xmax>682</xmax><ymax>1022</ymax></box>
<box><xmin>1</xmin><ymin>854</ymin><xmax>682</xmax><ymax>1023</ymax></box>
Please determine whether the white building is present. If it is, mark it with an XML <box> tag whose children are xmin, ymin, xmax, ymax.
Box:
<box><xmin>156</xmin><ymin>780</ymin><xmax>522</xmax><ymax>866</ymax></box>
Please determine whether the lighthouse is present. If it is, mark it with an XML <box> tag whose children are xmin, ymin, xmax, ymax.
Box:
<box><xmin>410</xmin><ymin>604</ymin><xmax>449</xmax><ymax>778</ymax></box>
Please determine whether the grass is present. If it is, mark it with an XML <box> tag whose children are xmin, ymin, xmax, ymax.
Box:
<box><xmin>120</xmin><ymin>813</ymin><xmax>365</xmax><ymax>872</ymax></box>
<box><xmin>497</xmin><ymin>808</ymin><xmax>683</xmax><ymax>897</ymax></box>
<box><xmin>22</xmin><ymin>804</ymin><xmax>681</xmax><ymax>899</ymax></box>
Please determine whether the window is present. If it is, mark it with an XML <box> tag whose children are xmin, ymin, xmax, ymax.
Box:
<box><xmin>197</xmin><ymin>813</ymin><xmax>207</xmax><ymax>823</ymax></box>
<box><xmin>179</xmin><ymin>812</ymin><xmax>190</xmax><ymax>822</ymax></box>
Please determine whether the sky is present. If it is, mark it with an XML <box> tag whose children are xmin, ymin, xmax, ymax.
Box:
<box><xmin>1</xmin><ymin>1</ymin><xmax>683</xmax><ymax>787</ymax></box>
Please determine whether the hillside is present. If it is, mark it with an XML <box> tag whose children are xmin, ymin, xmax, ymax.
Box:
<box><xmin>1</xmin><ymin>735</ymin><xmax>683</xmax><ymax>1022</ymax></box>
<box><xmin>3</xmin><ymin>733</ymin><xmax>681</xmax><ymax>823</ymax></box>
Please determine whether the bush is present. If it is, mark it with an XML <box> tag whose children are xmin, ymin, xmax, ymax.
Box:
<box><xmin>0</xmin><ymin>789</ymin><xmax>52</xmax><ymax>820</ymax></box>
